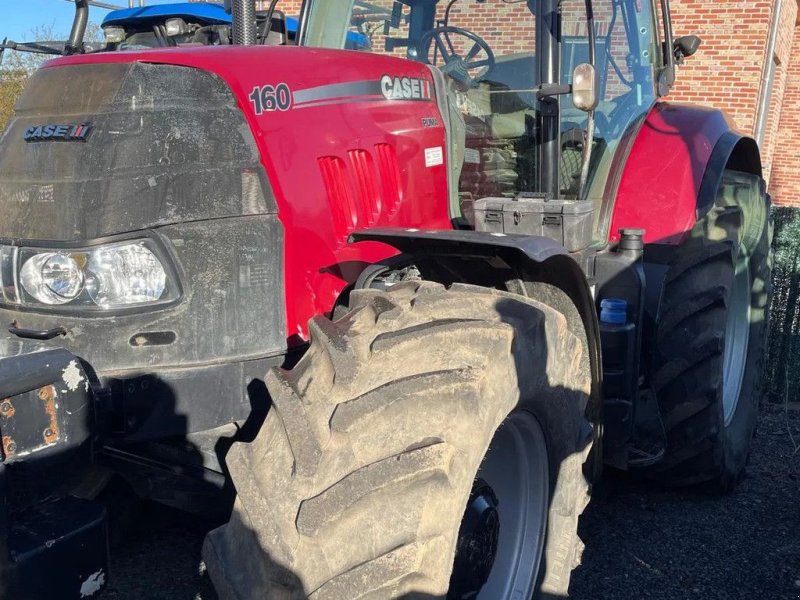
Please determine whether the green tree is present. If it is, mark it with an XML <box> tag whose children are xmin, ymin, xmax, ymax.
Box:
<box><xmin>0</xmin><ymin>24</ymin><xmax>101</xmax><ymax>131</ymax></box>
<box><xmin>0</xmin><ymin>66</ymin><xmax>27</xmax><ymax>131</ymax></box>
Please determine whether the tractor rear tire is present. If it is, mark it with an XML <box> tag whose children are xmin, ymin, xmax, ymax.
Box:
<box><xmin>203</xmin><ymin>282</ymin><xmax>592</xmax><ymax>599</ymax></box>
<box><xmin>648</xmin><ymin>172</ymin><xmax>772</xmax><ymax>489</ymax></box>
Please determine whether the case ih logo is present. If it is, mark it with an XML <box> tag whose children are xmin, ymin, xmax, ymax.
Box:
<box><xmin>23</xmin><ymin>123</ymin><xmax>94</xmax><ymax>143</ymax></box>
<box><xmin>380</xmin><ymin>75</ymin><xmax>432</xmax><ymax>101</ymax></box>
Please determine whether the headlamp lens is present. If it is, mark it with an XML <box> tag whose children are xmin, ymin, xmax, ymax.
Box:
<box><xmin>20</xmin><ymin>253</ymin><xmax>84</xmax><ymax>305</ymax></box>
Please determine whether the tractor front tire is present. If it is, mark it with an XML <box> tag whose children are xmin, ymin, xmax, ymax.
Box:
<box><xmin>649</xmin><ymin>172</ymin><xmax>772</xmax><ymax>489</ymax></box>
<box><xmin>204</xmin><ymin>282</ymin><xmax>592</xmax><ymax>599</ymax></box>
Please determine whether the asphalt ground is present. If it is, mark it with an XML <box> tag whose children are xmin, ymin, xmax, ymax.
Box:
<box><xmin>102</xmin><ymin>402</ymin><xmax>800</xmax><ymax>600</ymax></box>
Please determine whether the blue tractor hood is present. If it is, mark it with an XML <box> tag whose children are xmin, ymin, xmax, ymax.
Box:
<box><xmin>103</xmin><ymin>3</ymin><xmax>233</xmax><ymax>26</ymax></box>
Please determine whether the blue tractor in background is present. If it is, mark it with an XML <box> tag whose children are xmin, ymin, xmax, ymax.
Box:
<box><xmin>100</xmin><ymin>2</ymin><xmax>371</xmax><ymax>50</ymax></box>
<box><xmin>0</xmin><ymin>1</ymin><xmax>371</xmax><ymax>59</ymax></box>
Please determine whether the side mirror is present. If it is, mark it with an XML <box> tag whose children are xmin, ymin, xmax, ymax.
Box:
<box><xmin>572</xmin><ymin>63</ymin><xmax>597</xmax><ymax>112</ymax></box>
<box><xmin>384</xmin><ymin>2</ymin><xmax>403</xmax><ymax>34</ymax></box>
<box><xmin>673</xmin><ymin>35</ymin><xmax>702</xmax><ymax>64</ymax></box>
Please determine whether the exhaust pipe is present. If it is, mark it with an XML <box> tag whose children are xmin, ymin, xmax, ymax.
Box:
<box><xmin>65</xmin><ymin>0</ymin><xmax>89</xmax><ymax>55</ymax></box>
<box><xmin>230</xmin><ymin>0</ymin><xmax>257</xmax><ymax>46</ymax></box>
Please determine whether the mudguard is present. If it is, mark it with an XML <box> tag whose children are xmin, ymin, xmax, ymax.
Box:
<box><xmin>609</xmin><ymin>102</ymin><xmax>762</xmax><ymax>246</ymax></box>
<box><xmin>349</xmin><ymin>228</ymin><xmax>602</xmax><ymax>409</ymax></box>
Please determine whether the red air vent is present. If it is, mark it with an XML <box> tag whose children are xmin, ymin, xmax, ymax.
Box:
<box><xmin>347</xmin><ymin>149</ymin><xmax>381</xmax><ymax>227</ymax></box>
<box><xmin>374</xmin><ymin>143</ymin><xmax>402</xmax><ymax>220</ymax></box>
<box><xmin>318</xmin><ymin>156</ymin><xmax>358</xmax><ymax>235</ymax></box>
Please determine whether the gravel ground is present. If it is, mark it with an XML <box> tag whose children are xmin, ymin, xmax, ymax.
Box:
<box><xmin>101</xmin><ymin>507</ymin><xmax>219</xmax><ymax>600</ymax></box>
<box><xmin>103</xmin><ymin>403</ymin><xmax>800</xmax><ymax>600</ymax></box>
<box><xmin>571</xmin><ymin>402</ymin><xmax>800</xmax><ymax>600</ymax></box>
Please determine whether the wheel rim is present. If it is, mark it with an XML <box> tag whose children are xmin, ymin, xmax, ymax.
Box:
<box><xmin>449</xmin><ymin>411</ymin><xmax>549</xmax><ymax>599</ymax></box>
<box><xmin>722</xmin><ymin>256</ymin><xmax>751</xmax><ymax>426</ymax></box>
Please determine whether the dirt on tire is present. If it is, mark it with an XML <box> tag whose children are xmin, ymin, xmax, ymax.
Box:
<box><xmin>203</xmin><ymin>281</ymin><xmax>593</xmax><ymax>599</ymax></box>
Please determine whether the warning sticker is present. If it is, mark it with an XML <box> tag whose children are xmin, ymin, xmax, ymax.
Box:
<box><xmin>424</xmin><ymin>146</ymin><xmax>444</xmax><ymax>167</ymax></box>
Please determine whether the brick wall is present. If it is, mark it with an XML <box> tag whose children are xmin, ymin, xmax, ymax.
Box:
<box><xmin>669</xmin><ymin>1</ymin><xmax>773</xmax><ymax>134</ymax></box>
<box><xmin>433</xmin><ymin>2</ymin><xmax>535</xmax><ymax>55</ymax></box>
<box><xmin>768</xmin><ymin>14</ymin><xmax>800</xmax><ymax>206</ymax></box>
<box><xmin>761</xmin><ymin>0</ymin><xmax>797</xmax><ymax>182</ymax></box>
<box><xmin>648</xmin><ymin>0</ymin><xmax>800</xmax><ymax>203</ymax></box>
<box><xmin>258</xmin><ymin>0</ymin><xmax>301</xmax><ymax>13</ymax></box>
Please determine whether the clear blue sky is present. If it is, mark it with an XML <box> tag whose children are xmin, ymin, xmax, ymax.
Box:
<box><xmin>1</xmin><ymin>0</ymin><xmax>186</xmax><ymax>42</ymax></box>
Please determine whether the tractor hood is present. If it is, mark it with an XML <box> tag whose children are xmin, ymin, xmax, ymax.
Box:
<box><xmin>0</xmin><ymin>60</ymin><xmax>273</xmax><ymax>242</ymax></box>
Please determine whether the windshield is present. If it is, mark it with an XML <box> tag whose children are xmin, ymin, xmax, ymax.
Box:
<box><xmin>303</xmin><ymin>0</ymin><xmax>659</xmax><ymax>238</ymax></box>
<box><xmin>562</xmin><ymin>0</ymin><xmax>659</xmax><ymax>237</ymax></box>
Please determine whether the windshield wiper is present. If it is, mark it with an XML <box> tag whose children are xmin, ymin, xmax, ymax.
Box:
<box><xmin>0</xmin><ymin>40</ymin><xmax>66</xmax><ymax>57</ymax></box>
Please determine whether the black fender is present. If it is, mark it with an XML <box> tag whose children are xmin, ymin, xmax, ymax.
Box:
<box><xmin>696</xmin><ymin>131</ymin><xmax>763</xmax><ymax>221</ymax></box>
<box><xmin>349</xmin><ymin>228</ymin><xmax>602</xmax><ymax>427</ymax></box>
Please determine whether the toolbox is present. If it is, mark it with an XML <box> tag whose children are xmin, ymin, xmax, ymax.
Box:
<box><xmin>473</xmin><ymin>193</ymin><xmax>594</xmax><ymax>252</ymax></box>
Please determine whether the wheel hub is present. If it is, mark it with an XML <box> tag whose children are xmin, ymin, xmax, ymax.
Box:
<box><xmin>449</xmin><ymin>481</ymin><xmax>500</xmax><ymax>598</ymax></box>
<box><xmin>449</xmin><ymin>411</ymin><xmax>549</xmax><ymax>600</ymax></box>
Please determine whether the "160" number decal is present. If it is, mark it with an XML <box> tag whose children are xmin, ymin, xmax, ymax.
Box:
<box><xmin>249</xmin><ymin>83</ymin><xmax>292</xmax><ymax>115</ymax></box>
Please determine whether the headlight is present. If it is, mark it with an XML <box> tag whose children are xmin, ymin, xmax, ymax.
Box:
<box><xmin>85</xmin><ymin>244</ymin><xmax>166</xmax><ymax>307</ymax></box>
<box><xmin>20</xmin><ymin>253</ymin><xmax>84</xmax><ymax>305</ymax></box>
<box><xmin>2</xmin><ymin>239</ymin><xmax>179</xmax><ymax>312</ymax></box>
<box><xmin>164</xmin><ymin>18</ymin><xmax>188</xmax><ymax>37</ymax></box>
<box><xmin>103</xmin><ymin>26</ymin><xmax>126</xmax><ymax>44</ymax></box>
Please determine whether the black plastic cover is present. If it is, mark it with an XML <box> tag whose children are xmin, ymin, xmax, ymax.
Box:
<box><xmin>0</xmin><ymin>217</ymin><xmax>287</xmax><ymax>374</ymax></box>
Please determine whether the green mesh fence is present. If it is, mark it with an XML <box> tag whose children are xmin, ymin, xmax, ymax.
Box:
<box><xmin>766</xmin><ymin>206</ymin><xmax>800</xmax><ymax>403</ymax></box>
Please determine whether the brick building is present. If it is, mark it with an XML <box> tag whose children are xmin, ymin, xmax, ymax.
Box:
<box><xmin>259</xmin><ymin>0</ymin><xmax>800</xmax><ymax>206</ymax></box>
<box><xmin>670</xmin><ymin>0</ymin><xmax>800</xmax><ymax>207</ymax></box>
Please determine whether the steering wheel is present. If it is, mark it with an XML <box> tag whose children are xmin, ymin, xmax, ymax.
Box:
<box><xmin>417</xmin><ymin>26</ymin><xmax>495</xmax><ymax>88</ymax></box>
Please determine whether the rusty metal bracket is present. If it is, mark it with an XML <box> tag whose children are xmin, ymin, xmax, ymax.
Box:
<box><xmin>0</xmin><ymin>342</ymin><xmax>92</xmax><ymax>463</ymax></box>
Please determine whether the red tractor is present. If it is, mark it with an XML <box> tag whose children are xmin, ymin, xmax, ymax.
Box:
<box><xmin>0</xmin><ymin>0</ymin><xmax>771</xmax><ymax>598</ymax></box>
